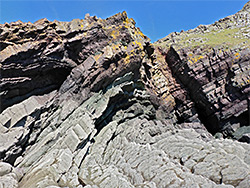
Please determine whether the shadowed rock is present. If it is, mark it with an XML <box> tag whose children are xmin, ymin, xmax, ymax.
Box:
<box><xmin>0</xmin><ymin>2</ymin><xmax>250</xmax><ymax>188</ymax></box>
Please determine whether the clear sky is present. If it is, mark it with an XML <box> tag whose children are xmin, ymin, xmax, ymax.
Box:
<box><xmin>0</xmin><ymin>0</ymin><xmax>249</xmax><ymax>42</ymax></box>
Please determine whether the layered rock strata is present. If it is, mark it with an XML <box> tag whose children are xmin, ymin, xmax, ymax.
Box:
<box><xmin>0</xmin><ymin>2</ymin><xmax>250</xmax><ymax>188</ymax></box>
<box><xmin>155</xmin><ymin>2</ymin><xmax>250</xmax><ymax>137</ymax></box>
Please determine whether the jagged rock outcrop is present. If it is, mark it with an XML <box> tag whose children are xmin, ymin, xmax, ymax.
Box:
<box><xmin>0</xmin><ymin>2</ymin><xmax>250</xmax><ymax>188</ymax></box>
<box><xmin>155</xmin><ymin>2</ymin><xmax>250</xmax><ymax>138</ymax></box>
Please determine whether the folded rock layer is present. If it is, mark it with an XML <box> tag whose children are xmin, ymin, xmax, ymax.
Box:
<box><xmin>0</xmin><ymin>2</ymin><xmax>250</xmax><ymax>188</ymax></box>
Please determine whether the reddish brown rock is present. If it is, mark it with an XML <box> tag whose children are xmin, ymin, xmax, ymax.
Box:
<box><xmin>155</xmin><ymin>3</ymin><xmax>250</xmax><ymax>136</ymax></box>
<box><xmin>0</xmin><ymin>11</ymin><xmax>148</xmax><ymax>113</ymax></box>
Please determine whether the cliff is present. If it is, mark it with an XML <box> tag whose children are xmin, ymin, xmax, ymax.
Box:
<box><xmin>0</xmin><ymin>2</ymin><xmax>249</xmax><ymax>188</ymax></box>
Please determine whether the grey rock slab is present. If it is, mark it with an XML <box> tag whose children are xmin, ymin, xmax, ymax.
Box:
<box><xmin>0</xmin><ymin>91</ymin><xmax>56</xmax><ymax>129</ymax></box>
<box><xmin>62</xmin><ymin>129</ymin><xmax>80</xmax><ymax>152</ymax></box>
<box><xmin>193</xmin><ymin>161</ymin><xmax>221</xmax><ymax>184</ymax></box>
<box><xmin>51</xmin><ymin>148</ymin><xmax>73</xmax><ymax>174</ymax></box>
<box><xmin>0</xmin><ymin>174</ymin><xmax>18</xmax><ymax>188</ymax></box>
<box><xmin>221</xmin><ymin>166</ymin><xmax>249</xmax><ymax>187</ymax></box>
<box><xmin>0</xmin><ymin>127</ymin><xmax>24</xmax><ymax>155</ymax></box>
<box><xmin>236</xmin><ymin>174</ymin><xmax>250</xmax><ymax>188</ymax></box>
<box><xmin>0</xmin><ymin>162</ymin><xmax>13</xmax><ymax>176</ymax></box>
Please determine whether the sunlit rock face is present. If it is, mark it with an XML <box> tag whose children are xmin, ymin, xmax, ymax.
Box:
<box><xmin>155</xmin><ymin>2</ymin><xmax>250</xmax><ymax>136</ymax></box>
<box><xmin>0</xmin><ymin>2</ymin><xmax>250</xmax><ymax>188</ymax></box>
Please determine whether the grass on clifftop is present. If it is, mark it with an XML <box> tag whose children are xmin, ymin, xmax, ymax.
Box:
<box><xmin>155</xmin><ymin>27</ymin><xmax>250</xmax><ymax>51</ymax></box>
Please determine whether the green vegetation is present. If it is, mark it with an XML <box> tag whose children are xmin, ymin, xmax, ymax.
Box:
<box><xmin>155</xmin><ymin>26</ymin><xmax>250</xmax><ymax>51</ymax></box>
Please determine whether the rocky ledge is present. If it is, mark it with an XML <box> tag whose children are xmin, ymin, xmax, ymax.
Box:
<box><xmin>0</xmin><ymin>2</ymin><xmax>250</xmax><ymax>188</ymax></box>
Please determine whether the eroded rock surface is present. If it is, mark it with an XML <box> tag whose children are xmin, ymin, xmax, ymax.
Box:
<box><xmin>0</xmin><ymin>2</ymin><xmax>250</xmax><ymax>188</ymax></box>
<box><xmin>155</xmin><ymin>2</ymin><xmax>250</xmax><ymax>138</ymax></box>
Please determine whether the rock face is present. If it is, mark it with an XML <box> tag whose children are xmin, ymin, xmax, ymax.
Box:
<box><xmin>0</xmin><ymin>2</ymin><xmax>250</xmax><ymax>188</ymax></box>
<box><xmin>155</xmin><ymin>2</ymin><xmax>250</xmax><ymax>136</ymax></box>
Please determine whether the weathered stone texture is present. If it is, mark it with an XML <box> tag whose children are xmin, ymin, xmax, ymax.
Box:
<box><xmin>0</xmin><ymin>2</ymin><xmax>250</xmax><ymax>188</ymax></box>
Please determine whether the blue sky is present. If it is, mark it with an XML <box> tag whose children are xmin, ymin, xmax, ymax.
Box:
<box><xmin>0</xmin><ymin>0</ymin><xmax>248</xmax><ymax>42</ymax></box>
